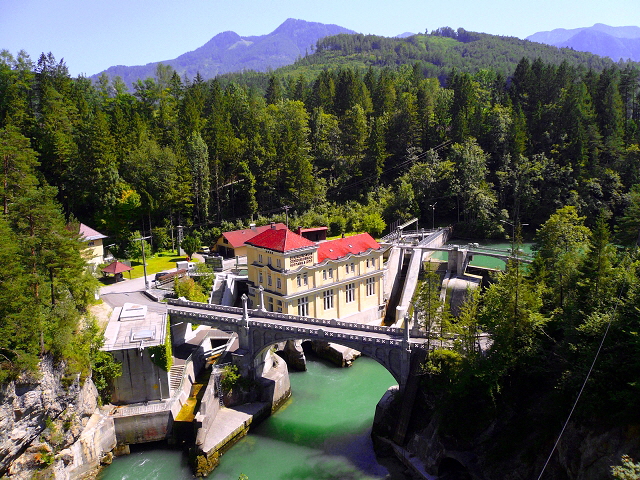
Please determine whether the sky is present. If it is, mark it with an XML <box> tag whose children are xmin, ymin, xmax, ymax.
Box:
<box><xmin>1</xmin><ymin>0</ymin><xmax>639</xmax><ymax>77</ymax></box>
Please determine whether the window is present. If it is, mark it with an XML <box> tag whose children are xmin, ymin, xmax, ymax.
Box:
<box><xmin>268</xmin><ymin>274</ymin><xmax>272</xmax><ymax>287</ymax></box>
<box><xmin>276</xmin><ymin>258</ymin><xmax>281</xmax><ymax>268</ymax></box>
<box><xmin>277</xmin><ymin>300</ymin><xmax>283</xmax><ymax>313</ymax></box>
<box><xmin>323</xmin><ymin>269</ymin><xmax>327</xmax><ymax>280</ymax></box>
<box><xmin>303</xmin><ymin>272</ymin><xmax>308</xmax><ymax>285</ymax></box>
<box><xmin>276</xmin><ymin>277</ymin><xmax>282</xmax><ymax>289</ymax></box>
<box><xmin>259</xmin><ymin>271</ymin><xmax>263</xmax><ymax>284</ymax></box>
<box><xmin>267</xmin><ymin>256</ymin><xmax>272</xmax><ymax>266</ymax></box>
<box><xmin>323</xmin><ymin>289</ymin><xmax>334</xmax><ymax>310</ymax></box>
<box><xmin>88</xmin><ymin>241</ymin><xmax>95</xmax><ymax>247</ymax></box>
<box><xmin>345</xmin><ymin>283</ymin><xmax>355</xmax><ymax>303</ymax></box>
<box><xmin>350</xmin><ymin>262</ymin><xmax>355</xmax><ymax>273</ymax></box>
<box><xmin>268</xmin><ymin>296</ymin><xmax>274</xmax><ymax>312</ymax></box>
<box><xmin>329</xmin><ymin>268</ymin><xmax>333</xmax><ymax>278</ymax></box>
<box><xmin>297</xmin><ymin>297</ymin><xmax>309</xmax><ymax>316</ymax></box>
<box><xmin>296</xmin><ymin>274</ymin><xmax>301</xmax><ymax>287</ymax></box>
<box><xmin>366</xmin><ymin>258</ymin><xmax>370</xmax><ymax>268</ymax></box>
<box><xmin>258</xmin><ymin>253</ymin><xmax>263</xmax><ymax>263</ymax></box>
<box><xmin>366</xmin><ymin>277</ymin><xmax>375</xmax><ymax>296</ymax></box>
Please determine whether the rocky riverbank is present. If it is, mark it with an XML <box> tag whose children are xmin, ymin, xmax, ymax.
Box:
<box><xmin>0</xmin><ymin>356</ymin><xmax>113</xmax><ymax>480</ymax></box>
<box><xmin>372</xmin><ymin>386</ymin><xmax>640</xmax><ymax>479</ymax></box>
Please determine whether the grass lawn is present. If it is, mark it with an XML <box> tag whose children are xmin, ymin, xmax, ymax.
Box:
<box><xmin>126</xmin><ymin>251</ymin><xmax>198</xmax><ymax>279</ymax></box>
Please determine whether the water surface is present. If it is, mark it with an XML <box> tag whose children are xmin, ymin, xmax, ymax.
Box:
<box><xmin>100</xmin><ymin>356</ymin><xmax>400</xmax><ymax>480</ymax></box>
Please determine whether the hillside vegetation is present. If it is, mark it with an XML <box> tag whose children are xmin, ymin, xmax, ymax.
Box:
<box><xmin>2</xmin><ymin>31</ymin><xmax>640</xmax><ymax>472</ymax></box>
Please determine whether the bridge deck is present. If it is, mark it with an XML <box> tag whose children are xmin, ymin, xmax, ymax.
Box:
<box><xmin>168</xmin><ymin>304</ymin><xmax>430</xmax><ymax>348</ymax></box>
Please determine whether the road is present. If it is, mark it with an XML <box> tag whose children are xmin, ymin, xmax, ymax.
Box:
<box><xmin>99</xmin><ymin>275</ymin><xmax>168</xmax><ymax>314</ymax></box>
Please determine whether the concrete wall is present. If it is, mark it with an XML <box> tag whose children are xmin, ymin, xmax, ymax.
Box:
<box><xmin>194</xmin><ymin>375</ymin><xmax>222</xmax><ymax>447</ymax></box>
<box><xmin>383</xmin><ymin>246</ymin><xmax>403</xmax><ymax>301</ymax></box>
<box><xmin>259</xmin><ymin>353</ymin><xmax>291</xmax><ymax>412</ymax></box>
<box><xmin>111</xmin><ymin>349</ymin><xmax>170</xmax><ymax>404</ymax></box>
<box><xmin>113</xmin><ymin>411</ymin><xmax>173</xmax><ymax>445</ymax></box>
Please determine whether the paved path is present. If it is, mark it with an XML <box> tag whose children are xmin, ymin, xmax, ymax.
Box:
<box><xmin>99</xmin><ymin>275</ymin><xmax>168</xmax><ymax>313</ymax></box>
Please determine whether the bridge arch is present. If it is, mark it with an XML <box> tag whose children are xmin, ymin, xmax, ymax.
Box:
<box><xmin>248</xmin><ymin>330</ymin><xmax>405</xmax><ymax>384</ymax></box>
<box><xmin>167</xmin><ymin>301</ymin><xmax>425</xmax><ymax>387</ymax></box>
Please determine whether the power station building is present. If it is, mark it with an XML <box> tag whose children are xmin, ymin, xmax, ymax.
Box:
<box><xmin>244</xmin><ymin>226</ymin><xmax>384</xmax><ymax>322</ymax></box>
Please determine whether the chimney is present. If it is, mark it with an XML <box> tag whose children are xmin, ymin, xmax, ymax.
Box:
<box><xmin>270</xmin><ymin>222</ymin><xmax>276</xmax><ymax>229</ymax></box>
<box><xmin>296</xmin><ymin>226</ymin><xmax>303</xmax><ymax>235</ymax></box>
<box><xmin>250</xmin><ymin>223</ymin><xmax>256</xmax><ymax>231</ymax></box>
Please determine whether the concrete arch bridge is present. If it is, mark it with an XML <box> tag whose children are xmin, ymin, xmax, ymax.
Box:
<box><xmin>167</xmin><ymin>298</ymin><xmax>429</xmax><ymax>388</ymax></box>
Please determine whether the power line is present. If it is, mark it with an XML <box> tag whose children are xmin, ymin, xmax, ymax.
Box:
<box><xmin>536</xmin><ymin>278</ymin><xmax>627</xmax><ymax>479</ymax></box>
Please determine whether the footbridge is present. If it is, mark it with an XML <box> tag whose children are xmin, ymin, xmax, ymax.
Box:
<box><xmin>167</xmin><ymin>298</ymin><xmax>429</xmax><ymax>388</ymax></box>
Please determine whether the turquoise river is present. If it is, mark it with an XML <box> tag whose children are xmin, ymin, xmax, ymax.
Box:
<box><xmin>99</xmin><ymin>355</ymin><xmax>406</xmax><ymax>480</ymax></box>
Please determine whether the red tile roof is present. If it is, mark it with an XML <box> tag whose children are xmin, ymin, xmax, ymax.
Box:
<box><xmin>222</xmin><ymin>223</ymin><xmax>287</xmax><ymax>248</ymax></box>
<box><xmin>246</xmin><ymin>228</ymin><xmax>316</xmax><ymax>253</ymax></box>
<box><xmin>102</xmin><ymin>261</ymin><xmax>132</xmax><ymax>274</ymax></box>
<box><xmin>318</xmin><ymin>233</ymin><xmax>381</xmax><ymax>262</ymax></box>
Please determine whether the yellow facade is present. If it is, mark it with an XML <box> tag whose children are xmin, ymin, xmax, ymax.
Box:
<box><xmin>246</xmin><ymin>234</ymin><xmax>384</xmax><ymax>322</ymax></box>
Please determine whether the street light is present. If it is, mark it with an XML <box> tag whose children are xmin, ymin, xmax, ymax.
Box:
<box><xmin>500</xmin><ymin>219</ymin><xmax>528</xmax><ymax>256</ymax></box>
<box><xmin>135</xmin><ymin>235</ymin><xmax>152</xmax><ymax>290</ymax></box>
<box><xmin>429</xmin><ymin>202</ymin><xmax>437</xmax><ymax>230</ymax></box>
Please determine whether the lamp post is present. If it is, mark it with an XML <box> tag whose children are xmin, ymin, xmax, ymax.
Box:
<box><xmin>500</xmin><ymin>219</ymin><xmax>528</xmax><ymax>257</ymax></box>
<box><xmin>429</xmin><ymin>202</ymin><xmax>437</xmax><ymax>230</ymax></box>
<box><xmin>135</xmin><ymin>235</ymin><xmax>152</xmax><ymax>290</ymax></box>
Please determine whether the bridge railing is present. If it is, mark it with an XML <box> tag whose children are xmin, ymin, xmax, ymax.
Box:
<box><xmin>167</xmin><ymin>298</ymin><xmax>430</xmax><ymax>338</ymax></box>
<box><xmin>167</xmin><ymin>309</ymin><xmax>428</xmax><ymax>349</ymax></box>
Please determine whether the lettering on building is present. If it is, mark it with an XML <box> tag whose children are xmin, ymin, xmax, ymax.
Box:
<box><xmin>290</xmin><ymin>253</ymin><xmax>313</xmax><ymax>268</ymax></box>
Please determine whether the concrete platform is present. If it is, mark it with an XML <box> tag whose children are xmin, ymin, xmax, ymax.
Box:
<box><xmin>200</xmin><ymin>402</ymin><xmax>270</xmax><ymax>453</ymax></box>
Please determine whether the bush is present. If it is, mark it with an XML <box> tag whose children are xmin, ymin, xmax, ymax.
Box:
<box><xmin>221</xmin><ymin>365</ymin><xmax>241</xmax><ymax>392</ymax></box>
<box><xmin>175</xmin><ymin>276</ymin><xmax>207</xmax><ymax>302</ymax></box>
<box><xmin>148</xmin><ymin>317</ymin><xmax>173</xmax><ymax>371</ymax></box>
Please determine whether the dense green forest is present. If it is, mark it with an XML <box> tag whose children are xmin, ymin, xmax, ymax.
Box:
<box><xmin>1</xmin><ymin>29</ymin><xmax>640</xmax><ymax>463</ymax></box>
<box><xmin>417</xmin><ymin>209</ymin><xmax>640</xmax><ymax>474</ymax></box>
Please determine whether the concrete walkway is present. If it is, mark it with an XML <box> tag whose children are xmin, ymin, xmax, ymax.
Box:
<box><xmin>199</xmin><ymin>403</ymin><xmax>270</xmax><ymax>453</ymax></box>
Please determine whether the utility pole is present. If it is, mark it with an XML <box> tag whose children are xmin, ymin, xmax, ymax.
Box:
<box><xmin>135</xmin><ymin>235</ymin><xmax>152</xmax><ymax>290</ymax></box>
<box><xmin>429</xmin><ymin>202</ymin><xmax>437</xmax><ymax>230</ymax></box>
<box><xmin>283</xmin><ymin>205</ymin><xmax>291</xmax><ymax>230</ymax></box>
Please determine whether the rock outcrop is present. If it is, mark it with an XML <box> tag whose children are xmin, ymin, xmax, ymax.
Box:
<box><xmin>0</xmin><ymin>355</ymin><xmax>111</xmax><ymax>479</ymax></box>
<box><xmin>372</xmin><ymin>388</ymin><xmax>640</xmax><ymax>479</ymax></box>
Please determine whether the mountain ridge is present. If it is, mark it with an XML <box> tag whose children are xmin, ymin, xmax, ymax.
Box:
<box><xmin>92</xmin><ymin>18</ymin><xmax>355</xmax><ymax>86</ymax></box>
<box><xmin>527</xmin><ymin>23</ymin><xmax>640</xmax><ymax>62</ymax></box>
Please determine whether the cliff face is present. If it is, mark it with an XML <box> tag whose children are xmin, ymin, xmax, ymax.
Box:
<box><xmin>0</xmin><ymin>356</ymin><xmax>102</xmax><ymax>479</ymax></box>
<box><xmin>373</xmin><ymin>390</ymin><xmax>640</xmax><ymax>479</ymax></box>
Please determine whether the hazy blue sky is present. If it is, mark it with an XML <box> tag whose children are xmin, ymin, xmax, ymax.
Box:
<box><xmin>1</xmin><ymin>0</ymin><xmax>639</xmax><ymax>77</ymax></box>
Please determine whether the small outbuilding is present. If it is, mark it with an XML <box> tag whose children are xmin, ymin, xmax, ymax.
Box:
<box><xmin>102</xmin><ymin>260</ymin><xmax>133</xmax><ymax>282</ymax></box>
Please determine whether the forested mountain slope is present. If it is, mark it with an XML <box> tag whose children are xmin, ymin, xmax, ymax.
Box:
<box><xmin>279</xmin><ymin>27</ymin><xmax>621</xmax><ymax>81</ymax></box>
<box><xmin>2</xmin><ymin>24</ymin><xmax>640</xmax><ymax>477</ymax></box>
<box><xmin>91</xmin><ymin>18</ymin><xmax>355</xmax><ymax>86</ymax></box>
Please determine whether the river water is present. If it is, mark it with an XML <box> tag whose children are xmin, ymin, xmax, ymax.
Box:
<box><xmin>428</xmin><ymin>241</ymin><xmax>534</xmax><ymax>269</ymax></box>
<box><xmin>99</xmin><ymin>355</ymin><xmax>404</xmax><ymax>480</ymax></box>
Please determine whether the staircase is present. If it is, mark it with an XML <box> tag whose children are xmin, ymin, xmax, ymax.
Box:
<box><xmin>169</xmin><ymin>364</ymin><xmax>185</xmax><ymax>392</ymax></box>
